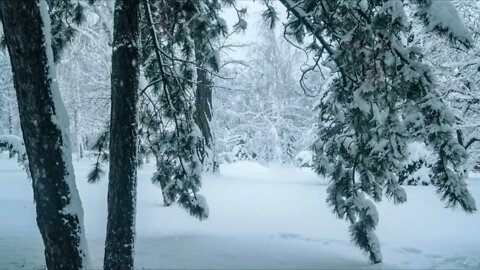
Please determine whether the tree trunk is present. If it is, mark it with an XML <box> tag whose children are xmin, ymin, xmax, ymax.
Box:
<box><xmin>8</xmin><ymin>96</ymin><xmax>13</xmax><ymax>135</ymax></box>
<box><xmin>0</xmin><ymin>0</ymin><xmax>89</xmax><ymax>269</ymax></box>
<box><xmin>193</xmin><ymin>34</ymin><xmax>217</xmax><ymax>172</ymax></box>
<box><xmin>8</xmin><ymin>87</ymin><xmax>15</xmax><ymax>158</ymax></box>
<box><xmin>193</xmin><ymin>53</ymin><xmax>213</xmax><ymax>147</ymax></box>
<box><xmin>103</xmin><ymin>0</ymin><xmax>140</xmax><ymax>269</ymax></box>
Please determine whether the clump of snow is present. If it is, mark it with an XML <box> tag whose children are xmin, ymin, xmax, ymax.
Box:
<box><xmin>401</xmin><ymin>142</ymin><xmax>436</xmax><ymax>185</ymax></box>
<box><xmin>192</xmin><ymin>194</ymin><xmax>209</xmax><ymax>217</ymax></box>
<box><xmin>380</xmin><ymin>0</ymin><xmax>408</xmax><ymax>27</ymax></box>
<box><xmin>358</xmin><ymin>0</ymin><xmax>368</xmax><ymax>12</ymax></box>
<box><xmin>0</xmin><ymin>135</ymin><xmax>26</xmax><ymax>156</ymax></box>
<box><xmin>424</xmin><ymin>0</ymin><xmax>473</xmax><ymax>46</ymax></box>
<box><xmin>190</xmin><ymin>123</ymin><xmax>204</xmax><ymax>177</ymax></box>
<box><xmin>407</xmin><ymin>142</ymin><xmax>434</xmax><ymax>162</ymax></box>
<box><xmin>354</xmin><ymin>195</ymin><xmax>379</xmax><ymax>225</ymax></box>
<box><xmin>295</xmin><ymin>150</ymin><xmax>313</xmax><ymax>168</ymax></box>
<box><xmin>0</xmin><ymin>134</ymin><xmax>29</xmax><ymax>177</ymax></box>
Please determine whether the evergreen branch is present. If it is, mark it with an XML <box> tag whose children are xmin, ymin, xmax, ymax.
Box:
<box><xmin>87</xmin><ymin>127</ymin><xmax>109</xmax><ymax>183</ymax></box>
<box><xmin>279</xmin><ymin>0</ymin><xmax>348</xmax><ymax>86</ymax></box>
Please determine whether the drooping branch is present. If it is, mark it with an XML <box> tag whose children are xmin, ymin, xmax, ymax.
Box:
<box><xmin>278</xmin><ymin>0</ymin><xmax>347</xmax><ymax>86</ymax></box>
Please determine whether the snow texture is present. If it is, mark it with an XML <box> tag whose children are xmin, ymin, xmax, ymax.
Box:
<box><xmin>1</xmin><ymin>159</ymin><xmax>479</xmax><ymax>269</ymax></box>
<box><xmin>38</xmin><ymin>0</ymin><xmax>90</xmax><ymax>267</ymax></box>
<box><xmin>380</xmin><ymin>0</ymin><xmax>408</xmax><ymax>27</ymax></box>
<box><xmin>295</xmin><ymin>150</ymin><xmax>313</xmax><ymax>167</ymax></box>
<box><xmin>424</xmin><ymin>0</ymin><xmax>473</xmax><ymax>46</ymax></box>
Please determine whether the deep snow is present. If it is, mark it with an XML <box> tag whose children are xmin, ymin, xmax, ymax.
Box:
<box><xmin>0</xmin><ymin>154</ymin><xmax>479</xmax><ymax>269</ymax></box>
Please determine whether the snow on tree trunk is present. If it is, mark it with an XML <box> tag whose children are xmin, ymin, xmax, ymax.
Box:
<box><xmin>0</xmin><ymin>0</ymin><xmax>90</xmax><ymax>269</ymax></box>
<box><xmin>103</xmin><ymin>0</ymin><xmax>140</xmax><ymax>269</ymax></box>
<box><xmin>188</xmin><ymin>9</ymin><xmax>221</xmax><ymax>173</ymax></box>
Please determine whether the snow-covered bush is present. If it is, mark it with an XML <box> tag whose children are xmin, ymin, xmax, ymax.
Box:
<box><xmin>295</xmin><ymin>150</ymin><xmax>313</xmax><ymax>168</ymax></box>
<box><xmin>220</xmin><ymin>140</ymin><xmax>257</xmax><ymax>164</ymax></box>
<box><xmin>213</xmin><ymin>24</ymin><xmax>316</xmax><ymax>165</ymax></box>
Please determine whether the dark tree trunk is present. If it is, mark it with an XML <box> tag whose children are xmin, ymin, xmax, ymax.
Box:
<box><xmin>193</xmin><ymin>52</ymin><xmax>213</xmax><ymax>147</ymax></box>
<box><xmin>457</xmin><ymin>129</ymin><xmax>464</xmax><ymax>147</ymax></box>
<box><xmin>0</xmin><ymin>1</ymin><xmax>88</xmax><ymax>269</ymax></box>
<box><xmin>104</xmin><ymin>0</ymin><xmax>140</xmax><ymax>269</ymax></box>
<box><xmin>193</xmin><ymin>35</ymin><xmax>217</xmax><ymax>172</ymax></box>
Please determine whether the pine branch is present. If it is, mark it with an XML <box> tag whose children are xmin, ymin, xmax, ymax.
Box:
<box><xmin>278</xmin><ymin>0</ymin><xmax>348</xmax><ymax>86</ymax></box>
<box><xmin>86</xmin><ymin>127</ymin><xmax>109</xmax><ymax>183</ymax></box>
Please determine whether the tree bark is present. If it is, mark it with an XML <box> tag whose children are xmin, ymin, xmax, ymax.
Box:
<box><xmin>104</xmin><ymin>0</ymin><xmax>140</xmax><ymax>269</ymax></box>
<box><xmin>193</xmin><ymin>51</ymin><xmax>213</xmax><ymax>148</ymax></box>
<box><xmin>192</xmin><ymin>25</ymin><xmax>217</xmax><ymax>172</ymax></box>
<box><xmin>0</xmin><ymin>0</ymin><xmax>89</xmax><ymax>269</ymax></box>
<box><xmin>193</xmin><ymin>48</ymin><xmax>215</xmax><ymax>165</ymax></box>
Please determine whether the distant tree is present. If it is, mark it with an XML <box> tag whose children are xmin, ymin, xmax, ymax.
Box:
<box><xmin>213</xmin><ymin>24</ymin><xmax>317</xmax><ymax>164</ymax></box>
<box><xmin>56</xmin><ymin>3</ymin><xmax>113</xmax><ymax>160</ymax></box>
<box><xmin>0</xmin><ymin>52</ymin><xmax>21</xmax><ymax>160</ymax></box>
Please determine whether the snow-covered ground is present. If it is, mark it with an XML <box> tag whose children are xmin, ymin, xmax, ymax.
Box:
<box><xmin>1</xmin><ymin>155</ymin><xmax>479</xmax><ymax>269</ymax></box>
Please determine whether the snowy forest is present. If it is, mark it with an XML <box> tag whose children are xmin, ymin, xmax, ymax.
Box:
<box><xmin>0</xmin><ymin>0</ymin><xmax>479</xmax><ymax>269</ymax></box>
